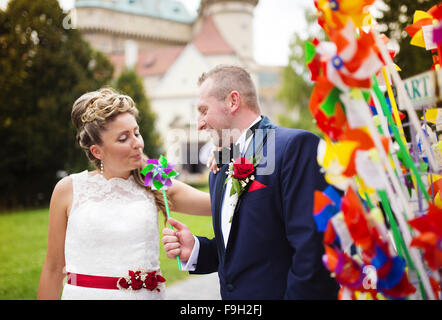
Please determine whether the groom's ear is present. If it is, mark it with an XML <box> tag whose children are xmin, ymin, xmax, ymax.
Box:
<box><xmin>228</xmin><ymin>90</ymin><xmax>241</xmax><ymax>114</ymax></box>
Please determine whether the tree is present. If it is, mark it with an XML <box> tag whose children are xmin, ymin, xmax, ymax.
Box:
<box><xmin>378</xmin><ymin>0</ymin><xmax>437</xmax><ymax>78</ymax></box>
<box><xmin>0</xmin><ymin>0</ymin><xmax>113</xmax><ymax>209</ymax></box>
<box><xmin>277</xmin><ymin>9</ymin><xmax>323</xmax><ymax>135</ymax></box>
<box><xmin>115</xmin><ymin>69</ymin><xmax>162</xmax><ymax>158</ymax></box>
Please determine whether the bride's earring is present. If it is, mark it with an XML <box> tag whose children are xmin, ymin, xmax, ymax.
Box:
<box><xmin>100</xmin><ymin>161</ymin><xmax>104</xmax><ymax>175</ymax></box>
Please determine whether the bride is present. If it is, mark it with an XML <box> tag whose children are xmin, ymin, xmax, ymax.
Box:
<box><xmin>37</xmin><ymin>88</ymin><xmax>211</xmax><ymax>299</ymax></box>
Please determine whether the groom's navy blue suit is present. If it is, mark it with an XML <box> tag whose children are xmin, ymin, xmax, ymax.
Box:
<box><xmin>191</xmin><ymin>116</ymin><xmax>340</xmax><ymax>299</ymax></box>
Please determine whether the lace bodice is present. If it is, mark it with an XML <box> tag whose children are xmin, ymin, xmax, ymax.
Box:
<box><xmin>61</xmin><ymin>170</ymin><xmax>164</xmax><ymax>300</ymax></box>
<box><xmin>70</xmin><ymin>170</ymin><xmax>150</xmax><ymax>212</ymax></box>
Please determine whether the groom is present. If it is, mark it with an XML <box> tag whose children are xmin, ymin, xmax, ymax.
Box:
<box><xmin>163</xmin><ymin>65</ymin><xmax>339</xmax><ymax>299</ymax></box>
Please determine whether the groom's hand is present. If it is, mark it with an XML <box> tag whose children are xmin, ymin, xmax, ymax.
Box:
<box><xmin>162</xmin><ymin>218</ymin><xmax>195</xmax><ymax>262</ymax></box>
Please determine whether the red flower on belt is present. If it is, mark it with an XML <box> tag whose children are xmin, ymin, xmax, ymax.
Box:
<box><xmin>117</xmin><ymin>270</ymin><xmax>166</xmax><ymax>292</ymax></box>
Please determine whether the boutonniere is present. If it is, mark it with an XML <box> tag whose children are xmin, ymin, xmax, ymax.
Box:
<box><xmin>225</xmin><ymin>156</ymin><xmax>260</xmax><ymax>197</ymax></box>
<box><xmin>224</xmin><ymin>156</ymin><xmax>261</xmax><ymax>223</ymax></box>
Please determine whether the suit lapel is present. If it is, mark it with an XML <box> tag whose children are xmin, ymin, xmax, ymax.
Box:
<box><xmin>225</xmin><ymin>116</ymin><xmax>277</xmax><ymax>254</ymax></box>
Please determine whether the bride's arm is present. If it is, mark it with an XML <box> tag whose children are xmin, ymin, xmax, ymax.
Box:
<box><xmin>37</xmin><ymin>177</ymin><xmax>70</xmax><ymax>299</ymax></box>
<box><xmin>167</xmin><ymin>180</ymin><xmax>212</xmax><ymax>216</ymax></box>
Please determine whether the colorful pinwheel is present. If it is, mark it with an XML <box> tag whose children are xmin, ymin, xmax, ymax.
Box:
<box><xmin>308</xmin><ymin>0</ymin><xmax>439</xmax><ymax>300</ymax></box>
<box><xmin>317</xmin><ymin>137</ymin><xmax>357</xmax><ymax>190</ymax></box>
<box><xmin>141</xmin><ymin>156</ymin><xmax>180</xmax><ymax>270</ymax></box>
<box><xmin>308</xmin><ymin>75</ymin><xmax>348</xmax><ymax>140</ymax></box>
<box><xmin>409</xmin><ymin>204</ymin><xmax>442</xmax><ymax>271</ymax></box>
<box><xmin>339</xmin><ymin>188</ymin><xmax>417</xmax><ymax>299</ymax></box>
<box><xmin>317</xmin><ymin>126</ymin><xmax>377</xmax><ymax>191</ymax></box>
<box><xmin>315</xmin><ymin>0</ymin><xmax>375</xmax><ymax>33</ymax></box>
<box><xmin>322</xmin><ymin>245</ymin><xmax>367</xmax><ymax>296</ymax></box>
<box><xmin>427</xmin><ymin>175</ymin><xmax>442</xmax><ymax>208</ymax></box>
<box><xmin>405</xmin><ymin>7</ymin><xmax>437</xmax><ymax>49</ymax></box>
<box><xmin>315</xmin><ymin>21</ymin><xmax>385</xmax><ymax>91</ymax></box>
<box><xmin>141</xmin><ymin>156</ymin><xmax>178</xmax><ymax>191</ymax></box>
<box><xmin>370</xmin><ymin>243</ymin><xmax>417</xmax><ymax>299</ymax></box>
<box><xmin>340</xmin><ymin>187</ymin><xmax>377</xmax><ymax>251</ymax></box>
<box><xmin>313</xmin><ymin>185</ymin><xmax>342</xmax><ymax>231</ymax></box>
<box><xmin>405</xmin><ymin>4</ymin><xmax>442</xmax><ymax>69</ymax></box>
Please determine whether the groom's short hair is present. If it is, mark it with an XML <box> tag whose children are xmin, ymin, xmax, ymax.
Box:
<box><xmin>198</xmin><ymin>65</ymin><xmax>260</xmax><ymax>113</ymax></box>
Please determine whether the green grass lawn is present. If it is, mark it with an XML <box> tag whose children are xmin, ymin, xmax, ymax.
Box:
<box><xmin>0</xmin><ymin>190</ymin><xmax>214</xmax><ymax>300</ymax></box>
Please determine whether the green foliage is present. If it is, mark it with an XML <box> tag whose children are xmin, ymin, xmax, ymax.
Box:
<box><xmin>0</xmin><ymin>0</ymin><xmax>113</xmax><ymax>209</ymax></box>
<box><xmin>115</xmin><ymin>68</ymin><xmax>162</xmax><ymax>158</ymax></box>
<box><xmin>378</xmin><ymin>0</ymin><xmax>437</xmax><ymax>78</ymax></box>
<box><xmin>0</xmin><ymin>209</ymin><xmax>48</xmax><ymax>299</ymax></box>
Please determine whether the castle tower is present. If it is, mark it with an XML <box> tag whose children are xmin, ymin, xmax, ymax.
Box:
<box><xmin>196</xmin><ymin>0</ymin><xmax>259</xmax><ymax>65</ymax></box>
<box><xmin>73</xmin><ymin>0</ymin><xmax>195</xmax><ymax>54</ymax></box>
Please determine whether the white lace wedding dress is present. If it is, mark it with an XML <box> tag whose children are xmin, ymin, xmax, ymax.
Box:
<box><xmin>61</xmin><ymin>170</ymin><xmax>165</xmax><ymax>300</ymax></box>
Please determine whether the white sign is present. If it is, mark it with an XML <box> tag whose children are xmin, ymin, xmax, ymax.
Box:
<box><xmin>402</xmin><ymin>70</ymin><xmax>438</xmax><ymax>108</ymax></box>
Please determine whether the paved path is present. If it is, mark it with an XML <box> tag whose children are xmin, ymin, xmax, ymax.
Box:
<box><xmin>165</xmin><ymin>273</ymin><xmax>221</xmax><ymax>300</ymax></box>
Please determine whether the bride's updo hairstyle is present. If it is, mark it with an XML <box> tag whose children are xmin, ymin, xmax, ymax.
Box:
<box><xmin>71</xmin><ymin>87</ymin><xmax>168</xmax><ymax>220</ymax></box>
<box><xmin>71</xmin><ymin>87</ymin><xmax>138</xmax><ymax>167</ymax></box>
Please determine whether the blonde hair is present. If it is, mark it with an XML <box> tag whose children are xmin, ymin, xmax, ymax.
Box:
<box><xmin>198</xmin><ymin>65</ymin><xmax>260</xmax><ymax>113</ymax></box>
<box><xmin>71</xmin><ymin>87</ymin><xmax>168</xmax><ymax>220</ymax></box>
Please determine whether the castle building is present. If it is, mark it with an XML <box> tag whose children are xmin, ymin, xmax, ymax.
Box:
<box><xmin>72</xmin><ymin>0</ymin><xmax>284</xmax><ymax>177</ymax></box>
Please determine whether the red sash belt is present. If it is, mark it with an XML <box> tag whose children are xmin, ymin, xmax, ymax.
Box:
<box><xmin>67</xmin><ymin>272</ymin><xmax>119</xmax><ymax>290</ymax></box>
<box><xmin>67</xmin><ymin>270</ymin><xmax>166</xmax><ymax>291</ymax></box>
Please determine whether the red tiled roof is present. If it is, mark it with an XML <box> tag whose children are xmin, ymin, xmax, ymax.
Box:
<box><xmin>192</xmin><ymin>16</ymin><xmax>235</xmax><ymax>55</ymax></box>
<box><xmin>109</xmin><ymin>46</ymin><xmax>185</xmax><ymax>77</ymax></box>
<box><xmin>108</xmin><ymin>16</ymin><xmax>235</xmax><ymax>78</ymax></box>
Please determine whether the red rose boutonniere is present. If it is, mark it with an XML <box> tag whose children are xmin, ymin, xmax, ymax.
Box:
<box><xmin>225</xmin><ymin>157</ymin><xmax>260</xmax><ymax>197</ymax></box>
<box><xmin>225</xmin><ymin>156</ymin><xmax>261</xmax><ymax>223</ymax></box>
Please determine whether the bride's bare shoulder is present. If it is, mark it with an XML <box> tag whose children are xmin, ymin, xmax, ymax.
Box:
<box><xmin>53</xmin><ymin>170</ymin><xmax>97</xmax><ymax>195</ymax></box>
<box><xmin>53</xmin><ymin>175</ymin><xmax>73</xmax><ymax>195</ymax></box>
<box><xmin>50</xmin><ymin>176</ymin><xmax>73</xmax><ymax>215</ymax></box>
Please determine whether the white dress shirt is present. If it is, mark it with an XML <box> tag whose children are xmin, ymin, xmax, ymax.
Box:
<box><xmin>182</xmin><ymin>116</ymin><xmax>262</xmax><ymax>271</ymax></box>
